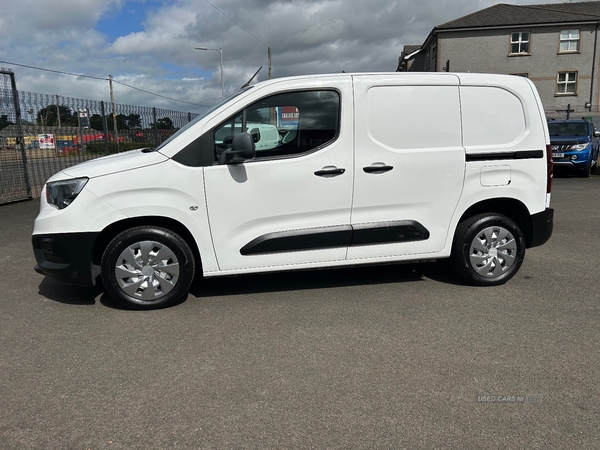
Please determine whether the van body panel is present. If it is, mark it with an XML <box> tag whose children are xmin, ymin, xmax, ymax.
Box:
<box><xmin>202</xmin><ymin>77</ymin><xmax>355</xmax><ymax>271</ymax></box>
<box><xmin>457</xmin><ymin>74</ymin><xmax>549</xmax><ymax>218</ymax></box>
<box><xmin>33</xmin><ymin>185</ymin><xmax>127</xmax><ymax>235</ymax></box>
<box><xmin>83</xmin><ymin>161</ymin><xmax>220</xmax><ymax>273</ymax></box>
<box><xmin>62</xmin><ymin>148</ymin><xmax>169</xmax><ymax>179</ymax></box>
<box><xmin>348</xmin><ymin>75</ymin><xmax>465</xmax><ymax>259</ymax></box>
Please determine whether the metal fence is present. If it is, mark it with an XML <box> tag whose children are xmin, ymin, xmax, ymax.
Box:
<box><xmin>1</xmin><ymin>68</ymin><xmax>202</xmax><ymax>204</ymax></box>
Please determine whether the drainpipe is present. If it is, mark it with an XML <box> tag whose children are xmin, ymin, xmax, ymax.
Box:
<box><xmin>589</xmin><ymin>22</ymin><xmax>599</xmax><ymax>112</ymax></box>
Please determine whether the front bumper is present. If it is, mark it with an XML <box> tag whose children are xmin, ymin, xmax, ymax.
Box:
<box><xmin>529</xmin><ymin>208</ymin><xmax>553</xmax><ymax>248</ymax></box>
<box><xmin>552</xmin><ymin>150</ymin><xmax>592</xmax><ymax>168</ymax></box>
<box><xmin>32</xmin><ymin>232</ymin><xmax>99</xmax><ymax>286</ymax></box>
<box><xmin>552</xmin><ymin>160</ymin><xmax>589</xmax><ymax>168</ymax></box>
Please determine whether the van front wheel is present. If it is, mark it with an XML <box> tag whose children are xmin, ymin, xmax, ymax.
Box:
<box><xmin>101</xmin><ymin>227</ymin><xmax>195</xmax><ymax>309</ymax></box>
<box><xmin>451</xmin><ymin>214</ymin><xmax>525</xmax><ymax>286</ymax></box>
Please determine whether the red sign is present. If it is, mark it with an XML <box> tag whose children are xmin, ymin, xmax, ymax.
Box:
<box><xmin>280</xmin><ymin>106</ymin><xmax>299</xmax><ymax>122</ymax></box>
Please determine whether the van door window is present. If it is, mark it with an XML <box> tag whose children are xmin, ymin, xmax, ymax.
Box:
<box><xmin>212</xmin><ymin>90</ymin><xmax>340</xmax><ymax>162</ymax></box>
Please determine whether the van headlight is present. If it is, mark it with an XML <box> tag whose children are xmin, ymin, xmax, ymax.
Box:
<box><xmin>46</xmin><ymin>178</ymin><xmax>88</xmax><ymax>210</ymax></box>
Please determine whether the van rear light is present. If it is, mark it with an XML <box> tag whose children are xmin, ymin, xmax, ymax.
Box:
<box><xmin>546</xmin><ymin>144</ymin><xmax>553</xmax><ymax>193</ymax></box>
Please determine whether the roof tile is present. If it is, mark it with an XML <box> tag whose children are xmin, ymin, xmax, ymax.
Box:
<box><xmin>437</xmin><ymin>1</ymin><xmax>600</xmax><ymax>30</ymax></box>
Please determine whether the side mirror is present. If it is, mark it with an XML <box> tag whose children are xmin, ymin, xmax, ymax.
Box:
<box><xmin>249</xmin><ymin>127</ymin><xmax>261</xmax><ymax>143</ymax></box>
<box><xmin>594</xmin><ymin>130</ymin><xmax>600</xmax><ymax>137</ymax></box>
<box><xmin>218</xmin><ymin>132</ymin><xmax>256</xmax><ymax>165</ymax></box>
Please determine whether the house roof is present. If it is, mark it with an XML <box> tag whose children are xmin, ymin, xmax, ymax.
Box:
<box><xmin>401</xmin><ymin>45</ymin><xmax>422</xmax><ymax>56</ymax></box>
<box><xmin>436</xmin><ymin>1</ymin><xmax>600</xmax><ymax>30</ymax></box>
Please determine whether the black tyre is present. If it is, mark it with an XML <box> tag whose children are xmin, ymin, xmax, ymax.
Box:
<box><xmin>450</xmin><ymin>214</ymin><xmax>525</xmax><ymax>286</ymax></box>
<box><xmin>101</xmin><ymin>227</ymin><xmax>196</xmax><ymax>309</ymax></box>
<box><xmin>579</xmin><ymin>160</ymin><xmax>592</xmax><ymax>178</ymax></box>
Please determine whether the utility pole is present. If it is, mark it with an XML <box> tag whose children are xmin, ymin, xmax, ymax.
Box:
<box><xmin>108</xmin><ymin>75</ymin><xmax>119</xmax><ymax>149</ymax></box>
<box><xmin>218</xmin><ymin>47</ymin><xmax>224</xmax><ymax>98</ymax></box>
<box><xmin>195</xmin><ymin>47</ymin><xmax>224</xmax><ymax>99</ymax></box>
<box><xmin>268</xmin><ymin>47</ymin><xmax>272</xmax><ymax>79</ymax></box>
<box><xmin>55</xmin><ymin>94</ymin><xmax>61</xmax><ymax>128</ymax></box>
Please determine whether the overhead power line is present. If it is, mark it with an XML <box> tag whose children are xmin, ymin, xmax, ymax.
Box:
<box><xmin>0</xmin><ymin>59</ymin><xmax>211</xmax><ymax>108</ymax></box>
<box><xmin>203</xmin><ymin>0</ymin><xmax>269</xmax><ymax>48</ymax></box>
<box><xmin>111</xmin><ymin>79</ymin><xmax>211</xmax><ymax>108</ymax></box>
<box><xmin>0</xmin><ymin>60</ymin><xmax>106</xmax><ymax>81</ymax></box>
<box><xmin>202</xmin><ymin>0</ymin><xmax>273</xmax><ymax>79</ymax></box>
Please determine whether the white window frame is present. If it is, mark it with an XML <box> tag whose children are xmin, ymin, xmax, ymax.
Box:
<box><xmin>559</xmin><ymin>29</ymin><xmax>580</xmax><ymax>53</ymax></box>
<box><xmin>510</xmin><ymin>31</ymin><xmax>530</xmax><ymax>55</ymax></box>
<box><xmin>556</xmin><ymin>71</ymin><xmax>578</xmax><ymax>95</ymax></box>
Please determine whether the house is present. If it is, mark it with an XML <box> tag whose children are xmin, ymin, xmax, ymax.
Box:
<box><xmin>399</xmin><ymin>1</ymin><xmax>600</xmax><ymax>116</ymax></box>
<box><xmin>396</xmin><ymin>45</ymin><xmax>422</xmax><ymax>72</ymax></box>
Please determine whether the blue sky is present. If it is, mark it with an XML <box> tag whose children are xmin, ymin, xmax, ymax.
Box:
<box><xmin>97</xmin><ymin>5</ymin><xmax>147</xmax><ymax>42</ymax></box>
<box><xmin>0</xmin><ymin>0</ymin><xmax>579</xmax><ymax>111</ymax></box>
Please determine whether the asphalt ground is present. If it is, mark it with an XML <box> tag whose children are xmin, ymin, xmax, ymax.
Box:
<box><xmin>1</xmin><ymin>172</ymin><xmax>599</xmax><ymax>449</ymax></box>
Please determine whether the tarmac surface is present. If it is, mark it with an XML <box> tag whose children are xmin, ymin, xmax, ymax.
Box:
<box><xmin>1</xmin><ymin>173</ymin><xmax>599</xmax><ymax>449</ymax></box>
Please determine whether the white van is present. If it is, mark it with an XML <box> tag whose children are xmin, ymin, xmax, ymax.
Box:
<box><xmin>215</xmin><ymin>122</ymin><xmax>280</xmax><ymax>154</ymax></box>
<box><xmin>32</xmin><ymin>73</ymin><xmax>554</xmax><ymax>309</ymax></box>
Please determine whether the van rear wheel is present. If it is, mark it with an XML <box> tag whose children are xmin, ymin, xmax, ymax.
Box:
<box><xmin>451</xmin><ymin>214</ymin><xmax>525</xmax><ymax>286</ymax></box>
<box><xmin>101</xmin><ymin>227</ymin><xmax>195</xmax><ymax>309</ymax></box>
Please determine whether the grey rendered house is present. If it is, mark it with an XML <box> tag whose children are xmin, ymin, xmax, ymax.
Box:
<box><xmin>399</xmin><ymin>1</ymin><xmax>600</xmax><ymax>116</ymax></box>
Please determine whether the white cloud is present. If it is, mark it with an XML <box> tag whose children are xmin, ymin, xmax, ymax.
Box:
<box><xmin>0</xmin><ymin>0</ymin><xmax>585</xmax><ymax>111</ymax></box>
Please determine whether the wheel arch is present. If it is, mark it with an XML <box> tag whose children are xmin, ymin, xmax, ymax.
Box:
<box><xmin>92</xmin><ymin>216</ymin><xmax>202</xmax><ymax>274</ymax></box>
<box><xmin>456</xmin><ymin>198</ymin><xmax>534</xmax><ymax>248</ymax></box>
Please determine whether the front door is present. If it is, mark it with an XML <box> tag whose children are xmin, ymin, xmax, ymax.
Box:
<box><xmin>204</xmin><ymin>83</ymin><xmax>355</xmax><ymax>273</ymax></box>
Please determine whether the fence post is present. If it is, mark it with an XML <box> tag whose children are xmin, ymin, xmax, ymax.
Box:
<box><xmin>188</xmin><ymin>112</ymin><xmax>192</xmax><ymax>123</ymax></box>
<box><xmin>152</xmin><ymin>107</ymin><xmax>158</xmax><ymax>148</ymax></box>
<box><xmin>100</xmin><ymin>101</ymin><xmax>109</xmax><ymax>155</ymax></box>
<box><xmin>6</xmin><ymin>70</ymin><xmax>32</xmax><ymax>198</ymax></box>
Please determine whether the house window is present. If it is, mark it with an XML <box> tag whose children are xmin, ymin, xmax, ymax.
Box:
<box><xmin>510</xmin><ymin>31</ymin><xmax>530</xmax><ymax>54</ymax></box>
<box><xmin>556</xmin><ymin>71</ymin><xmax>577</xmax><ymax>95</ymax></box>
<box><xmin>559</xmin><ymin>29</ymin><xmax>580</xmax><ymax>52</ymax></box>
<box><xmin>511</xmin><ymin>73</ymin><xmax>529</xmax><ymax>78</ymax></box>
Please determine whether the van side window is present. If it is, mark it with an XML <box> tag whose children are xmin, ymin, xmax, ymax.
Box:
<box><xmin>213</xmin><ymin>90</ymin><xmax>340</xmax><ymax>162</ymax></box>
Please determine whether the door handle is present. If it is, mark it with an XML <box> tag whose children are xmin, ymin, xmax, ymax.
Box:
<box><xmin>314</xmin><ymin>166</ymin><xmax>346</xmax><ymax>177</ymax></box>
<box><xmin>363</xmin><ymin>164</ymin><xmax>393</xmax><ymax>174</ymax></box>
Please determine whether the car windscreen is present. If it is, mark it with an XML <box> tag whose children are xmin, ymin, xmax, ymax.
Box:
<box><xmin>548</xmin><ymin>122</ymin><xmax>589</xmax><ymax>136</ymax></box>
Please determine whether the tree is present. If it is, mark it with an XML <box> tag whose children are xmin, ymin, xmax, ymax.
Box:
<box><xmin>151</xmin><ymin>117</ymin><xmax>174</xmax><ymax>129</ymax></box>
<box><xmin>36</xmin><ymin>105</ymin><xmax>78</xmax><ymax>127</ymax></box>
<box><xmin>0</xmin><ymin>114</ymin><xmax>14</xmax><ymax>130</ymax></box>
<box><xmin>125</xmin><ymin>113</ymin><xmax>142</xmax><ymax>129</ymax></box>
<box><xmin>247</xmin><ymin>110</ymin><xmax>264</xmax><ymax>123</ymax></box>
<box><xmin>116</xmin><ymin>114</ymin><xmax>130</xmax><ymax>130</ymax></box>
<box><xmin>90</xmin><ymin>114</ymin><xmax>104</xmax><ymax>131</ymax></box>
<box><xmin>104</xmin><ymin>113</ymin><xmax>129</xmax><ymax>131</ymax></box>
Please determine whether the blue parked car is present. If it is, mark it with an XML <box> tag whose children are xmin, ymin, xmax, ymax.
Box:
<box><xmin>548</xmin><ymin>119</ymin><xmax>600</xmax><ymax>177</ymax></box>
